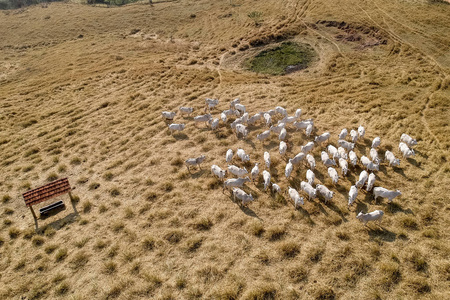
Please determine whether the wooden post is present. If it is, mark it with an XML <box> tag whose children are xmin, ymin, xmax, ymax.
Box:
<box><xmin>29</xmin><ymin>206</ymin><xmax>37</xmax><ymax>220</ymax></box>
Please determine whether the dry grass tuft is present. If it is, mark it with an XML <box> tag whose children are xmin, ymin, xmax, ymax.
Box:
<box><xmin>265</xmin><ymin>226</ymin><xmax>286</xmax><ymax>241</ymax></box>
<box><xmin>242</xmin><ymin>282</ymin><xmax>277</xmax><ymax>300</ymax></box>
<box><xmin>278</xmin><ymin>240</ymin><xmax>300</xmax><ymax>258</ymax></box>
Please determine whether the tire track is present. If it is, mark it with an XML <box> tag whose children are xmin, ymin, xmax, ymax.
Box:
<box><xmin>356</xmin><ymin>3</ymin><xmax>445</xmax><ymax>151</ymax></box>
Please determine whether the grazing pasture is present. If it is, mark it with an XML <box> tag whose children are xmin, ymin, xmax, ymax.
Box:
<box><xmin>0</xmin><ymin>0</ymin><xmax>449</xmax><ymax>299</ymax></box>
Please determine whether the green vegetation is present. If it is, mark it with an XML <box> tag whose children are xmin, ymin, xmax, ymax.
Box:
<box><xmin>246</xmin><ymin>42</ymin><xmax>315</xmax><ymax>75</ymax></box>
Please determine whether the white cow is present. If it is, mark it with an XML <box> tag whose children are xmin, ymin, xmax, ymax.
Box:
<box><xmin>228</xmin><ymin>165</ymin><xmax>248</xmax><ymax>178</ymax></box>
<box><xmin>251</xmin><ymin>163</ymin><xmax>259</xmax><ymax>182</ymax></box>
<box><xmin>285</xmin><ymin>159</ymin><xmax>294</xmax><ymax>179</ymax></box>
<box><xmin>295</xmin><ymin>109</ymin><xmax>302</xmax><ymax>119</ymax></box>
<box><xmin>230</xmin><ymin>98</ymin><xmax>240</xmax><ymax>109</ymax></box>
<box><xmin>355</xmin><ymin>170</ymin><xmax>369</xmax><ymax>189</ymax></box>
<box><xmin>263</xmin><ymin>170</ymin><xmax>271</xmax><ymax>191</ymax></box>
<box><xmin>328</xmin><ymin>167</ymin><xmax>339</xmax><ymax>185</ymax></box>
<box><xmin>366</xmin><ymin>172</ymin><xmax>376</xmax><ymax>192</ymax></box>
<box><xmin>179</xmin><ymin>107</ymin><xmax>193</xmax><ymax>117</ymax></box>
<box><xmin>306</xmin><ymin>169</ymin><xmax>315</xmax><ymax>186</ymax></box>
<box><xmin>316</xmin><ymin>184</ymin><xmax>333</xmax><ymax>204</ymax></box>
<box><xmin>338</xmin><ymin>147</ymin><xmax>348</xmax><ymax>160</ymax></box>
<box><xmin>356</xmin><ymin>210</ymin><xmax>384</xmax><ymax>225</ymax></box>
<box><xmin>370</xmin><ymin>148</ymin><xmax>380</xmax><ymax>164</ymax></box>
<box><xmin>305</xmin><ymin>124</ymin><xmax>313</xmax><ymax>137</ymax></box>
<box><xmin>306</xmin><ymin>154</ymin><xmax>316</xmax><ymax>170</ymax></box>
<box><xmin>288</xmin><ymin>186</ymin><xmax>304</xmax><ymax>208</ymax></box>
<box><xmin>234</xmin><ymin>103</ymin><xmax>246</xmax><ymax>114</ymax></box>
<box><xmin>348</xmin><ymin>185</ymin><xmax>358</xmax><ymax>207</ymax></box>
<box><xmin>338</xmin><ymin>139</ymin><xmax>355</xmax><ymax>151</ymax></box>
<box><xmin>279</xmin><ymin>128</ymin><xmax>287</xmax><ymax>141</ymax></box>
<box><xmin>279</xmin><ymin>141</ymin><xmax>287</xmax><ymax>156</ymax></box>
<box><xmin>272</xmin><ymin>183</ymin><xmax>281</xmax><ymax>194</ymax></box>
<box><xmin>300</xmin><ymin>181</ymin><xmax>316</xmax><ymax>200</ymax></box>
<box><xmin>385</xmin><ymin>150</ymin><xmax>400</xmax><ymax>167</ymax></box>
<box><xmin>211</xmin><ymin>165</ymin><xmax>227</xmax><ymax>181</ymax></box>
<box><xmin>349</xmin><ymin>150</ymin><xmax>358</xmax><ymax>167</ymax></box>
<box><xmin>400</xmin><ymin>133</ymin><xmax>418</xmax><ymax>147</ymax></box>
<box><xmin>301</xmin><ymin>142</ymin><xmax>314</xmax><ymax>154</ymax></box>
<box><xmin>162</xmin><ymin>111</ymin><xmax>176</xmax><ymax>121</ymax></box>
<box><xmin>264</xmin><ymin>113</ymin><xmax>272</xmax><ymax>127</ymax></box>
<box><xmin>223</xmin><ymin>177</ymin><xmax>251</xmax><ymax>191</ymax></box>
<box><xmin>293</xmin><ymin>119</ymin><xmax>313</xmax><ymax>130</ymax></box>
<box><xmin>270</xmin><ymin>123</ymin><xmax>285</xmax><ymax>134</ymax></box>
<box><xmin>185</xmin><ymin>155</ymin><xmax>206</xmax><ymax>172</ymax></box>
<box><xmin>373</xmin><ymin>187</ymin><xmax>401</xmax><ymax>203</ymax></box>
<box><xmin>338</xmin><ymin>128</ymin><xmax>348</xmax><ymax>140</ymax></box>
<box><xmin>358</xmin><ymin>125</ymin><xmax>365</xmax><ymax>138</ymax></box>
<box><xmin>194</xmin><ymin>114</ymin><xmax>212</xmax><ymax>126</ymax></box>
<box><xmin>327</xmin><ymin>145</ymin><xmax>339</xmax><ymax>161</ymax></box>
<box><xmin>236</xmin><ymin>148</ymin><xmax>250</xmax><ymax>162</ymax></box>
<box><xmin>168</xmin><ymin>123</ymin><xmax>185</xmax><ymax>134</ymax></box>
<box><xmin>235</xmin><ymin>124</ymin><xmax>248</xmax><ymax>139</ymax></box>
<box><xmin>232</xmin><ymin>188</ymin><xmax>254</xmax><ymax>207</ymax></box>
<box><xmin>275</xmin><ymin>106</ymin><xmax>288</xmax><ymax>117</ymax></box>
<box><xmin>248</xmin><ymin>113</ymin><xmax>262</xmax><ymax>125</ymax></box>
<box><xmin>226</xmin><ymin>149</ymin><xmax>234</xmax><ymax>163</ymax></box>
<box><xmin>339</xmin><ymin>158</ymin><xmax>348</xmax><ymax>176</ymax></box>
<box><xmin>399</xmin><ymin>142</ymin><xmax>415</xmax><ymax>158</ymax></box>
<box><xmin>208</xmin><ymin>118</ymin><xmax>220</xmax><ymax>131</ymax></box>
<box><xmin>264</xmin><ymin>152</ymin><xmax>271</xmax><ymax>169</ymax></box>
<box><xmin>321</xmin><ymin>151</ymin><xmax>337</xmax><ymax>167</ymax></box>
<box><xmin>291</xmin><ymin>152</ymin><xmax>306</xmax><ymax>165</ymax></box>
<box><xmin>257</xmin><ymin>130</ymin><xmax>271</xmax><ymax>143</ymax></box>
<box><xmin>350</xmin><ymin>129</ymin><xmax>358</xmax><ymax>143</ymax></box>
<box><xmin>315</xmin><ymin>132</ymin><xmax>330</xmax><ymax>144</ymax></box>
<box><xmin>372</xmin><ymin>137</ymin><xmax>381</xmax><ymax>149</ymax></box>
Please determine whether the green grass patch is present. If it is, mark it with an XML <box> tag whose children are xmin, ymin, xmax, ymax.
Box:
<box><xmin>246</xmin><ymin>42</ymin><xmax>315</xmax><ymax>75</ymax></box>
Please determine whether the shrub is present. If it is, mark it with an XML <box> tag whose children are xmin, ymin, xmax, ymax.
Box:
<box><xmin>55</xmin><ymin>281</ymin><xmax>70</xmax><ymax>295</ymax></box>
<box><xmin>43</xmin><ymin>226</ymin><xmax>56</xmax><ymax>238</ymax></box>
<box><xmin>32</xmin><ymin>236</ymin><xmax>45</xmax><ymax>247</ymax></box>
<box><xmin>99</xmin><ymin>204</ymin><xmax>108</xmax><ymax>213</ymax></box>
<box><xmin>142</xmin><ymin>237</ymin><xmax>155</xmax><ymax>251</ymax></box>
<box><xmin>307</xmin><ymin>246</ymin><xmax>325</xmax><ymax>263</ymax></box>
<box><xmin>161</xmin><ymin>181</ymin><xmax>174</xmax><ymax>192</ymax></box>
<box><xmin>408</xmin><ymin>251</ymin><xmax>427</xmax><ymax>272</ymax></box>
<box><xmin>9</xmin><ymin>227</ymin><xmax>21</xmax><ymax>239</ymax></box>
<box><xmin>70</xmin><ymin>251</ymin><xmax>89</xmax><ymax>269</ymax></box>
<box><xmin>164</xmin><ymin>230</ymin><xmax>184</xmax><ymax>244</ymax></box>
<box><xmin>112</xmin><ymin>222</ymin><xmax>125</xmax><ymax>233</ymax></box>
<box><xmin>58</xmin><ymin>164</ymin><xmax>67</xmax><ymax>173</ymax></box>
<box><xmin>278</xmin><ymin>241</ymin><xmax>300</xmax><ymax>258</ymax></box>
<box><xmin>265</xmin><ymin>226</ymin><xmax>285</xmax><ymax>241</ymax></box>
<box><xmin>74</xmin><ymin>237</ymin><xmax>90</xmax><ymax>248</ymax></box>
<box><xmin>22</xmin><ymin>228</ymin><xmax>35</xmax><ymax>239</ymax></box>
<box><xmin>89</xmin><ymin>182</ymin><xmax>100</xmax><ymax>190</ymax></box>
<box><xmin>2</xmin><ymin>194</ymin><xmax>11</xmax><ymax>203</ymax></box>
<box><xmin>47</xmin><ymin>172</ymin><xmax>58</xmax><ymax>182</ymax></box>
<box><xmin>55</xmin><ymin>248</ymin><xmax>68</xmax><ymax>262</ymax></box>
<box><xmin>288</xmin><ymin>265</ymin><xmax>308</xmax><ymax>283</ymax></box>
<box><xmin>103</xmin><ymin>261</ymin><xmax>117</xmax><ymax>274</ymax></box>
<box><xmin>191</xmin><ymin>218</ymin><xmax>213</xmax><ymax>231</ymax></box>
<box><xmin>242</xmin><ymin>283</ymin><xmax>276</xmax><ymax>300</ymax></box>
<box><xmin>70</xmin><ymin>157</ymin><xmax>82</xmax><ymax>165</ymax></box>
<box><xmin>401</xmin><ymin>216</ymin><xmax>419</xmax><ymax>230</ymax></box>
<box><xmin>4</xmin><ymin>207</ymin><xmax>14</xmax><ymax>215</ymax></box>
<box><xmin>176</xmin><ymin>276</ymin><xmax>187</xmax><ymax>289</ymax></box>
<box><xmin>185</xmin><ymin>237</ymin><xmax>203</xmax><ymax>252</ymax></box>
<box><xmin>82</xmin><ymin>201</ymin><xmax>92</xmax><ymax>213</ymax></box>
<box><xmin>379</xmin><ymin>262</ymin><xmax>401</xmax><ymax>289</ymax></box>
<box><xmin>248</xmin><ymin>221</ymin><xmax>265</xmax><ymax>237</ymax></box>
<box><xmin>124</xmin><ymin>207</ymin><xmax>134</xmax><ymax>219</ymax></box>
<box><xmin>103</xmin><ymin>172</ymin><xmax>114</xmax><ymax>181</ymax></box>
<box><xmin>45</xmin><ymin>244</ymin><xmax>58</xmax><ymax>254</ymax></box>
<box><xmin>110</xmin><ymin>187</ymin><xmax>121</xmax><ymax>197</ymax></box>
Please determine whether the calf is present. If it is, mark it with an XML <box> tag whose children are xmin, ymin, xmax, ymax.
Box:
<box><xmin>356</xmin><ymin>210</ymin><xmax>384</xmax><ymax>225</ymax></box>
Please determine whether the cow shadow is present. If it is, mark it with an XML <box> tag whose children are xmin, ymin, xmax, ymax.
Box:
<box><xmin>189</xmin><ymin>169</ymin><xmax>206</xmax><ymax>178</ymax></box>
<box><xmin>386</xmin><ymin>201</ymin><xmax>414</xmax><ymax>215</ymax></box>
<box><xmin>393</xmin><ymin>166</ymin><xmax>406</xmax><ymax>178</ymax></box>
<box><xmin>173</xmin><ymin>133</ymin><xmax>189</xmax><ymax>140</ymax></box>
<box><xmin>367</xmin><ymin>226</ymin><xmax>397</xmax><ymax>243</ymax></box>
<box><xmin>325</xmin><ymin>201</ymin><xmax>348</xmax><ymax>222</ymax></box>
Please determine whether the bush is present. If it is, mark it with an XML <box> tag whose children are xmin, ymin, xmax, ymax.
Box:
<box><xmin>142</xmin><ymin>237</ymin><xmax>155</xmax><ymax>251</ymax></box>
<box><xmin>191</xmin><ymin>218</ymin><xmax>213</xmax><ymax>231</ymax></box>
<box><xmin>265</xmin><ymin>226</ymin><xmax>285</xmax><ymax>241</ymax></box>
<box><xmin>47</xmin><ymin>172</ymin><xmax>58</xmax><ymax>182</ymax></box>
<box><xmin>55</xmin><ymin>248</ymin><xmax>68</xmax><ymax>262</ymax></box>
<box><xmin>9</xmin><ymin>227</ymin><xmax>21</xmax><ymax>239</ymax></box>
<box><xmin>55</xmin><ymin>282</ymin><xmax>70</xmax><ymax>296</ymax></box>
<box><xmin>32</xmin><ymin>236</ymin><xmax>45</xmax><ymax>247</ymax></box>
<box><xmin>2</xmin><ymin>194</ymin><xmax>11</xmax><ymax>203</ymax></box>
<box><xmin>278</xmin><ymin>241</ymin><xmax>300</xmax><ymax>258</ymax></box>
<box><xmin>103</xmin><ymin>261</ymin><xmax>117</xmax><ymax>274</ymax></box>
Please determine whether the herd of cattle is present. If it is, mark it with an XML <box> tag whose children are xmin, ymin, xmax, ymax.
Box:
<box><xmin>163</xmin><ymin>98</ymin><xmax>418</xmax><ymax>225</ymax></box>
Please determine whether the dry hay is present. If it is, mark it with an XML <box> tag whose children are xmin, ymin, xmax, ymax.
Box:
<box><xmin>0</xmin><ymin>0</ymin><xmax>449</xmax><ymax>299</ymax></box>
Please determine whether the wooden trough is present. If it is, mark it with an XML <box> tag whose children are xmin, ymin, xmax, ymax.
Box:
<box><xmin>23</xmin><ymin>178</ymin><xmax>74</xmax><ymax>220</ymax></box>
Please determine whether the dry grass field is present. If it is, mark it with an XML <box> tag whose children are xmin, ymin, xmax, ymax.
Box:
<box><xmin>0</xmin><ymin>0</ymin><xmax>449</xmax><ymax>299</ymax></box>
